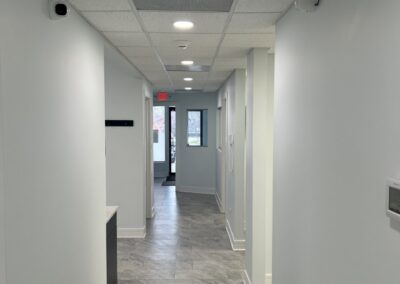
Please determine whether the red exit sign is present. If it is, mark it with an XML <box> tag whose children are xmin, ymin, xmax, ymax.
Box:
<box><xmin>157</xmin><ymin>92</ymin><xmax>169</xmax><ymax>101</ymax></box>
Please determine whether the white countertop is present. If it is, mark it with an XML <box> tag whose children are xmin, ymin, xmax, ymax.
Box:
<box><xmin>106</xmin><ymin>206</ymin><xmax>118</xmax><ymax>223</ymax></box>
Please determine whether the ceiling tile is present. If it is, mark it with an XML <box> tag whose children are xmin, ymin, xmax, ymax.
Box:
<box><xmin>149</xmin><ymin>33</ymin><xmax>221</xmax><ymax>47</ymax></box>
<box><xmin>69</xmin><ymin>0</ymin><xmax>131</xmax><ymax>11</ymax></box>
<box><xmin>103</xmin><ymin>32</ymin><xmax>149</xmax><ymax>46</ymax></box>
<box><xmin>82</xmin><ymin>11</ymin><xmax>141</xmax><ymax>32</ymax></box>
<box><xmin>161</xmin><ymin>57</ymin><xmax>213</xmax><ymax>66</ymax></box>
<box><xmin>227</xmin><ymin>13</ymin><xmax>279</xmax><ymax>33</ymax></box>
<box><xmin>128</xmin><ymin>56</ymin><xmax>162</xmax><ymax>66</ymax></box>
<box><xmin>156</xmin><ymin>45</ymin><xmax>217</xmax><ymax>59</ymax></box>
<box><xmin>132</xmin><ymin>0</ymin><xmax>234</xmax><ymax>12</ymax></box>
<box><xmin>169</xmin><ymin>72</ymin><xmax>208</xmax><ymax>81</ymax></box>
<box><xmin>235</xmin><ymin>0</ymin><xmax>293</xmax><ymax>13</ymax></box>
<box><xmin>208</xmin><ymin>71</ymin><xmax>232</xmax><ymax>82</ymax></box>
<box><xmin>139</xmin><ymin>12</ymin><xmax>228</xmax><ymax>33</ymax></box>
<box><xmin>213</xmin><ymin>58</ymin><xmax>247</xmax><ymax>71</ymax></box>
<box><xmin>143</xmin><ymin>71</ymin><xmax>170</xmax><ymax>82</ymax></box>
<box><xmin>134</xmin><ymin>62</ymin><xmax>165</xmax><ymax>72</ymax></box>
<box><xmin>222</xmin><ymin>33</ymin><xmax>275</xmax><ymax>48</ymax></box>
<box><xmin>218</xmin><ymin>46</ymin><xmax>250</xmax><ymax>58</ymax></box>
<box><xmin>119</xmin><ymin>46</ymin><xmax>155</xmax><ymax>57</ymax></box>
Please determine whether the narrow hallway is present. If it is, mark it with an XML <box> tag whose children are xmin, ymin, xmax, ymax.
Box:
<box><xmin>118</xmin><ymin>180</ymin><xmax>244</xmax><ymax>283</ymax></box>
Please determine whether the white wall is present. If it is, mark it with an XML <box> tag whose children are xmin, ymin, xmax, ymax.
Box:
<box><xmin>245</xmin><ymin>49</ymin><xmax>274</xmax><ymax>284</ymax></box>
<box><xmin>0</xmin><ymin>1</ymin><xmax>106</xmax><ymax>283</ymax></box>
<box><xmin>274</xmin><ymin>1</ymin><xmax>400</xmax><ymax>283</ymax></box>
<box><xmin>218</xmin><ymin>70</ymin><xmax>247</xmax><ymax>249</ymax></box>
<box><xmin>105</xmin><ymin>44</ymin><xmax>150</xmax><ymax>237</ymax></box>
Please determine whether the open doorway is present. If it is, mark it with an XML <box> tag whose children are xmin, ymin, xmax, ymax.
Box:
<box><xmin>163</xmin><ymin>106</ymin><xmax>176</xmax><ymax>186</ymax></box>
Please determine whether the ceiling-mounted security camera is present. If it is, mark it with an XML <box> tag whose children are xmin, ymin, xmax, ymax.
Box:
<box><xmin>295</xmin><ymin>0</ymin><xmax>320</xmax><ymax>12</ymax></box>
<box><xmin>49</xmin><ymin>0</ymin><xmax>70</xmax><ymax>20</ymax></box>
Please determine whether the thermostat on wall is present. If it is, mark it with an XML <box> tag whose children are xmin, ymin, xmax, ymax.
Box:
<box><xmin>387</xmin><ymin>179</ymin><xmax>400</xmax><ymax>220</ymax></box>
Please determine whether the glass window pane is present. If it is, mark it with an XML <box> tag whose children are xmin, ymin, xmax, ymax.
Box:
<box><xmin>187</xmin><ymin>111</ymin><xmax>202</xmax><ymax>146</ymax></box>
<box><xmin>153</xmin><ymin>106</ymin><xmax>165</xmax><ymax>162</ymax></box>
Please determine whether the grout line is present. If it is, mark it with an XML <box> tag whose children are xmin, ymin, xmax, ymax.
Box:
<box><xmin>127</xmin><ymin>0</ymin><xmax>174</xmax><ymax>90</ymax></box>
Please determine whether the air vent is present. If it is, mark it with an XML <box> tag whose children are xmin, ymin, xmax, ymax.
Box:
<box><xmin>132</xmin><ymin>0</ymin><xmax>234</xmax><ymax>12</ymax></box>
<box><xmin>165</xmin><ymin>65</ymin><xmax>210</xmax><ymax>72</ymax></box>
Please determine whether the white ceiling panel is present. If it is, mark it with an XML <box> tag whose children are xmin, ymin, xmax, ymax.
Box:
<box><xmin>82</xmin><ymin>11</ymin><xmax>141</xmax><ymax>32</ymax></box>
<box><xmin>218</xmin><ymin>46</ymin><xmax>250</xmax><ymax>58</ymax></box>
<box><xmin>134</xmin><ymin>62</ymin><xmax>165</xmax><ymax>72</ymax></box>
<box><xmin>157</xmin><ymin>45</ymin><xmax>217</xmax><ymax>59</ymax></box>
<box><xmin>128</xmin><ymin>56</ymin><xmax>162</xmax><ymax>66</ymax></box>
<box><xmin>222</xmin><ymin>33</ymin><xmax>274</xmax><ymax>48</ymax></box>
<box><xmin>119</xmin><ymin>46</ymin><xmax>155</xmax><ymax>57</ymax></box>
<box><xmin>169</xmin><ymin>72</ymin><xmax>208</xmax><ymax>81</ymax></box>
<box><xmin>235</xmin><ymin>0</ymin><xmax>293</xmax><ymax>13</ymax></box>
<box><xmin>161</xmin><ymin>57</ymin><xmax>213</xmax><ymax>66</ymax></box>
<box><xmin>103</xmin><ymin>32</ymin><xmax>149</xmax><ymax>46</ymax></box>
<box><xmin>69</xmin><ymin>0</ymin><xmax>131</xmax><ymax>11</ymax></box>
<box><xmin>227</xmin><ymin>13</ymin><xmax>279</xmax><ymax>33</ymax></box>
<box><xmin>143</xmin><ymin>71</ymin><xmax>170</xmax><ymax>82</ymax></box>
<box><xmin>150</xmin><ymin>33</ymin><xmax>221</xmax><ymax>47</ymax></box>
<box><xmin>213</xmin><ymin>58</ymin><xmax>247</xmax><ymax>71</ymax></box>
<box><xmin>208</xmin><ymin>71</ymin><xmax>232</xmax><ymax>82</ymax></box>
<box><xmin>139</xmin><ymin>12</ymin><xmax>228</xmax><ymax>33</ymax></box>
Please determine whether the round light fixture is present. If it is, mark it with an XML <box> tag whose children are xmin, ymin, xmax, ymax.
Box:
<box><xmin>173</xmin><ymin>21</ymin><xmax>194</xmax><ymax>31</ymax></box>
<box><xmin>185</xmin><ymin>87</ymin><xmax>192</xmax><ymax>91</ymax></box>
<box><xmin>184</xmin><ymin>77</ymin><xmax>193</xmax><ymax>82</ymax></box>
<box><xmin>181</xmin><ymin>60</ymin><xmax>194</xmax><ymax>66</ymax></box>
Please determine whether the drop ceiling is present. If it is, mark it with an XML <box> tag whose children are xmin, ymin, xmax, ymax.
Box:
<box><xmin>68</xmin><ymin>0</ymin><xmax>293</xmax><ymax>92</ymax></box>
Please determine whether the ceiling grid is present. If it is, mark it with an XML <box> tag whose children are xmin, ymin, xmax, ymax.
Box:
<box><xmin>68</xmin><ymin>0</ymin><xmax>293</xmax><ymax>92</ymax></box>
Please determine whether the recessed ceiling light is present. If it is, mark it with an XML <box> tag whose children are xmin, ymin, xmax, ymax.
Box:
<box><xmin>184</xmin><ymin>77</ymin><xmax>193</xmax><ymax>81</ymax></box>
<box><xmin>173</xmin><ymin>21</ymin><xmax>194</xmax><ymax>30</ymax></box>
<box><xmin>185</xmin><ymin>87</ymin><xmax>192</xmax><ymax>91</ymax></box>
<box><xmin>181</xmin><ymin>60</ymin><xmax>194</xmax><ymax>66</ymax></box>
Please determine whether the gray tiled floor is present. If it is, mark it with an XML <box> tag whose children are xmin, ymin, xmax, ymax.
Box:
<box><xmin>118</xmin><ymin>180</ymin><xmax>245</xmax><ymax>284</ymax></box>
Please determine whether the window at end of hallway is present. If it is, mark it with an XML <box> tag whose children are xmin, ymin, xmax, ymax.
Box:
<box><xmin>187</xmin><ymin>109</ymin><xmax>208</xmax><ymax>147</ymax></box>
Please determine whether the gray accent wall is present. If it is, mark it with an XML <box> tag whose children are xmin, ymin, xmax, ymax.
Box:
<box><xmin>274</xmin><ymin>1</ymin><xmax>400</xmax><ymax>283</ymax></box>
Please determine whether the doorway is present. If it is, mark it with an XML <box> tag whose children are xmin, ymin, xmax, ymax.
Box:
<box><xmin>164</xmin><ymin>106</ymin><xmax>176</xmax><ymax>186</ymax></box>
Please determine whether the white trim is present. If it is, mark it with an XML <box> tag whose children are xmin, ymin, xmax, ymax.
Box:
<box><xmin>176</xmin><ymin>186</ymin><xmax>215</xmax><ymax>195</ymax></box>
<box><xmin>265</xmin><ymin>274</ymin><xmax>272</xmax><ymax>284</ymax></box>
<box><xmin>242</xmin><ymin>270</ymin><xmax>251</xmax><ymax>284</ymax></box>
<box><xmin>151</xmin><ymin>206</ymin><xmax>156</xmax><ymax>218</ymax></box>
<box><xmin>215</xmin><ymin>193</ymin><xmax>225</xmax><ymax>213</ymax></box>
<box><xmin>117</xmin><ymin>227</ymin><xmax>146</xmax><ymax>238</ymax></box>
<box><xmin>226</xmin><ymin>219</ymin><xmax>246</xmax><ymax>251</ymax></box>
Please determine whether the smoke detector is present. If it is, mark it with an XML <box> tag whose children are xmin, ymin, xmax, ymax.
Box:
<box><xmin>175</xmin><ymin>40</ymin><xmax>191</xmax><ymax>50</ymax></box>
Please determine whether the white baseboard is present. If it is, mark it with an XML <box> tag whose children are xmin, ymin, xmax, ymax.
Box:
<box><xmin>176</xmin><ymin>186</ymin><xmax>215</xmax><ymax>195</ymax></box>
<box><xmin>117</xmin><ymin>227</ymin><xmax>146</xmax><ymax>238</ymax></box>
<box><xmin>225</xmin><ymin>219</ymin><xmax>246</xmax><ymax>251</ymax></box>
<box><xmin>242</xmin><ymin>270</ymin><xmax>251</xmax><ymax>284</ymax></box>
<box><xmin>215</xmin><ymin>193</ymin><xmax>225</xmax><ymax>213</ymax></box>
<box><xmin>265</xmin><ymin>274</ymin><xmax>272</xmax><ymax>284</ymax></box>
